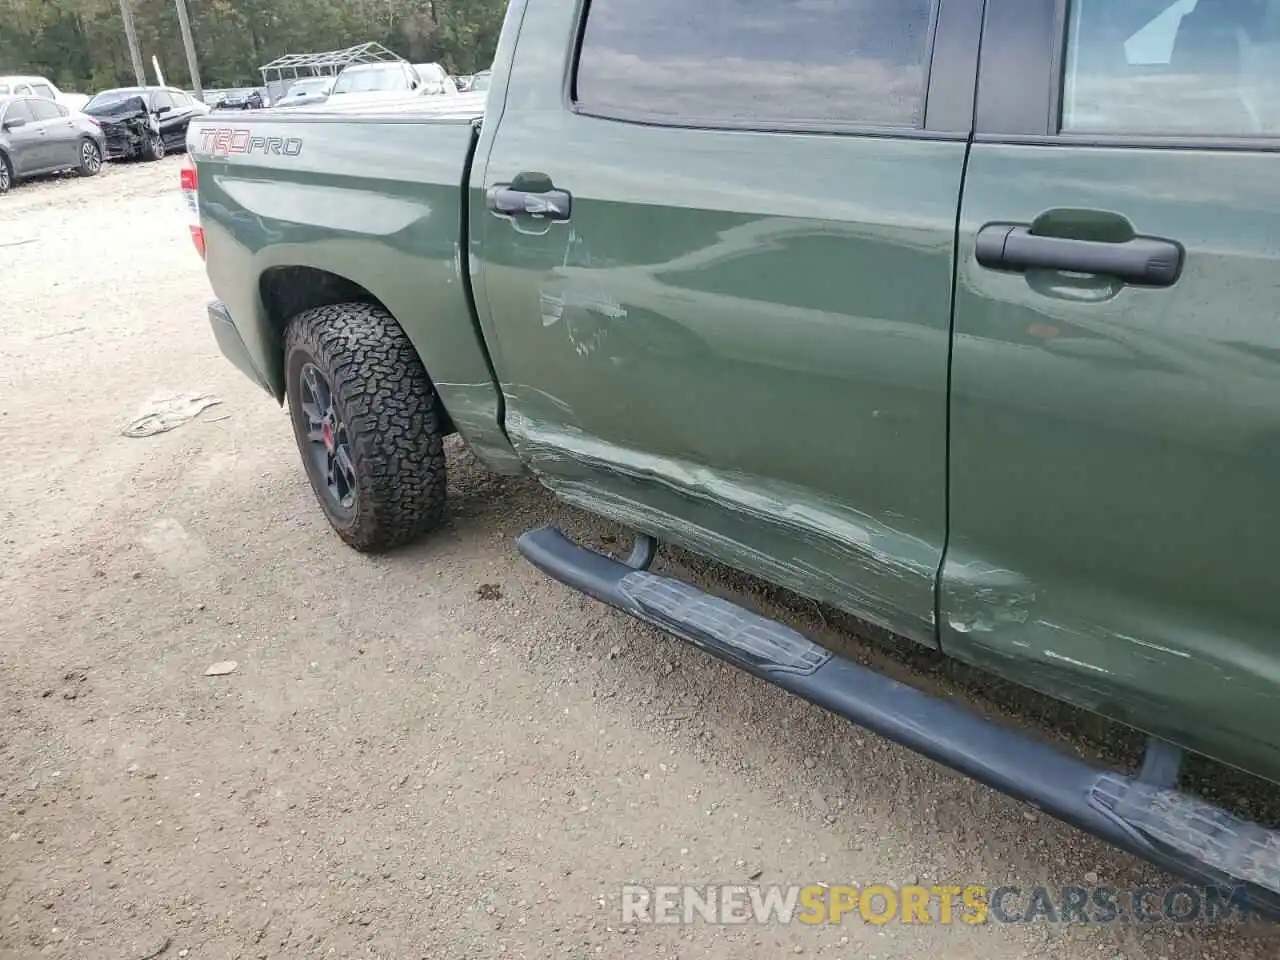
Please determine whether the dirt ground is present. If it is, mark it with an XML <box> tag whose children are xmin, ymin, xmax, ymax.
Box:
<box><xmin>1</xmin><ymin>159</ymin><xmax>1278</xmax><ymax>960</ymax></box>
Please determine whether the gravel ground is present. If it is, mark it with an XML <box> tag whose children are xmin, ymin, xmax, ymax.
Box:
<box><xmin>2</xmin><ymin>159</ymin><xmax>1278</xmax><ymax>960</ymax></box>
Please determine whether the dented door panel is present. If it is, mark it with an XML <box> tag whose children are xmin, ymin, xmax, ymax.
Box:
<box><xmin>946</xmin><ymin>143</ymin><xmax>1280</xmax><ymax>782</ymax></box>
<box><xmin>471</xmin><ymin>0</ymin><xmax>968</xmax><ymax>645</ymax></box>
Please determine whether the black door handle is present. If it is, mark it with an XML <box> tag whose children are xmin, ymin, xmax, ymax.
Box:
<box><xmin>486</xmin><ymin>184</ymin><xmax>572</xmax><ymax>221</ymax></box>
<box><xmin>976</xmin><ymin>225</ymin><xmax>1183</xmax><ymax>287</ymax></box>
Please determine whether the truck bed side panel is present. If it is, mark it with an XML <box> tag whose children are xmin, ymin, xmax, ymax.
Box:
<box><xmin>188</xmin><ymin>112</ymin><xmax>521</xmax><ymax>474</ymax></box>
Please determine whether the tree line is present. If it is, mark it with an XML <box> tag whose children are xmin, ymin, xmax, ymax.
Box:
<box><xmin>0</xmin><ymin>0</ymin><xmax>508</xmax><ymax>93</ymax></box>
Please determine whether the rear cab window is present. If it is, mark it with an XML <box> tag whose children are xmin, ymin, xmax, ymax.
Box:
<box><xmin>32</xmin><ymin>83</ymin><xmax>56</xmax><ymax>100</ymax></box>
<box><xmin>573</xmin><ymin>0</ymin><xmax>940</xmax><ymax>130</ymax></box>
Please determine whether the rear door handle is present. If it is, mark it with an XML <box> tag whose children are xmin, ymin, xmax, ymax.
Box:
<box><xmin>486</xmin><ymin>184</ymin><xmax>572</xmax><ymax>221</ymax></box>
<box><xmin>976</xmin><ymin>224</ymin><xmax>1183</xmax><ymax>287</ymax></box>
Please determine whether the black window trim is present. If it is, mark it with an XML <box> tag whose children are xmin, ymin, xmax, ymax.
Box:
<box><xmin>564</xmin><ymin>0</ymin><xmax>985</xmax><ymax>140</ymax></box>
<box><xmin>975</xmin><ymin>0</ymin><xmax>1280</xmax><ymax>152</ymax></box>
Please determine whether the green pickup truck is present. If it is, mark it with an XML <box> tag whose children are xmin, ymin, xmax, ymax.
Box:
<box><xmin>186</xmin><ymin>0</ymin><xmax>1280</xmax><ymax>911</ymax></box>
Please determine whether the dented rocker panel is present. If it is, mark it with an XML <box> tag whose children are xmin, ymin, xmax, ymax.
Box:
<box><xmin>519</xmin><ymin>525</ymin><xmax>1280</xmax><ymax>915</ymax></box>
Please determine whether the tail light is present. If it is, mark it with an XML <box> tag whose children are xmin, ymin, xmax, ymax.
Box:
<box><xmin>180</xmin><ymin>154</ymin><xmax>205</xmax><ymax>260</ymax></box>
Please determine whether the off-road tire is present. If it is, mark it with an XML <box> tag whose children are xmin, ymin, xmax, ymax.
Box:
<box><xmin>283</xmin><ymin>301</ymin><xmax>447</xmax><ymax>552</ymax></box>
<box><xmin>0</xmin><ymin>152</ymin><xmax>12</xmax><ymax>194</ymax></box>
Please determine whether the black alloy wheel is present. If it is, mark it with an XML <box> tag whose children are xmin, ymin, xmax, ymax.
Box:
<box><xmin>295</xmin><ymin>362</ymin><xmax>358</xmax><ymax>517</ymax></box>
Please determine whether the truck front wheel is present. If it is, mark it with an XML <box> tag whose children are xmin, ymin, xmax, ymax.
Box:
<box><xmin>283</xmin><ymin>301</ymin><xmax>447</xmax><ymax>551</ymax></box>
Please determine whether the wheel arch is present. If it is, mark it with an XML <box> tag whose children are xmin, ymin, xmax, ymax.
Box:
<box><xmin>258</xmin><ymin>265</ymin><xmax>456</xmax><ymax>436</ymax></box>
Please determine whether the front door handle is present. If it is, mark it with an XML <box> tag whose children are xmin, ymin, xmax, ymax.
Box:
<box><xmin>486</xmin><ymin>183</ymin><xmax>572</xmax><ymax>222</ymax></box>
<box><xmin>976</xmin><ymin>224</ymin><xmax>1183</xmax><ymax>287</ymax></box>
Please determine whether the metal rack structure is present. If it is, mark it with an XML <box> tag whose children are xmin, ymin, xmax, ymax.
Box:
<box><xmin>258</xmin><ymin>42</ymin><xmax>406</xmax><ymax>102</ymax></box>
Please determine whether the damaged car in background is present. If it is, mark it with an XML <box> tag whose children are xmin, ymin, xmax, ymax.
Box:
<box><xmin>83</xmin><ymin>85</ymin><xmax>208</xmax><ymax>161</ymax></box>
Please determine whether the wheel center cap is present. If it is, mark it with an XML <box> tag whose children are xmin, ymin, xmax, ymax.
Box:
<box><xmin>322</xmin><ymin>421</ymin><xmax>334</xmax><ymax>453</ymax></box>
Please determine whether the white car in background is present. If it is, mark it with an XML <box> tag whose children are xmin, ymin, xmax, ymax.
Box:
<box><xmin>314</xmin><ymin>62</ymin><xmax>423</xmax><ymax>107</ymax></box>
<box><xmin>274</xmin><ymin>76</ymin><xmax>336</xmax><ymax>109</ymax></box>
<box><xmin>412</xmin><ymin>63</ymin><xmax>459</xmax><ymax>96</ymax></box>
<box><xmin>0</xmin><ymin>75</ymin><xmax>90</xmax><ymax>113</ymax></box>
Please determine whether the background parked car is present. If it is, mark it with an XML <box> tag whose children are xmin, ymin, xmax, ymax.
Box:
<box><xmin>320</xmin><ymin>62</ymin><xmax>422</xmax><ymax>105</ymax></box>
<box><xmin>82</xmin><ymin>86</ymin><xmax>209</xmax><ymax>161</ymax></box>
<box><xmin>0</xmin><ymin>75</ymin><xmax>91</xmax><ymax>113</ymax></box>
<box><xmin>0</xmin><ymin>94</ymin><xmax>104</xmax><ymax>194</ymax></box>
<box><xmin>411</xmin><ymin>63</ymin><xmax>458</xmax><ymax>96</ymax></box>
<box><xmin>273</xmin><ymin>76</ymin><xmax>335</xmax><ymax>109</ymax></box>
<box><xmin>468</xmin><ymin>69</ymin><xmax>492</xmax><ymax>93</ymax></box>
<box><xmin>213</xmin><ymin>87</ymin><xmax>268</xmax><ymax>110</ymax></box>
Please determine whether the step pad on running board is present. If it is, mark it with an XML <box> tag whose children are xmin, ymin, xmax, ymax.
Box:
<box><xmin>1092</xmin><ymin>773</ymin><xmax>1280</xmax><ymax>895</ymax></box>
<box><xmin>618</xmin><ymin>571</ymin><xmax>831</xmax><ymax>676</ymax></box>
<box><xmin>517</xmin><ymin>523</ymin><xmax>1280</xmax><ymax>916</ymax></box>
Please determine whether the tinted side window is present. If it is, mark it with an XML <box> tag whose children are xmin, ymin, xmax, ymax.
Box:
<box><xmin>28</xmin><ymin>99</ymin><xmax>61</xmax><ymax>121</ymax></box>
<box><xmin>3</xmin><ymin>100</ymin><xmax>35</xmax><ymax>124</ymax></box>
<box><xmin>575</xmin><ymin>0</ymin><xmax>937</xmax><ymax>128</ymax></box>
<box><xmin>32</xmin><ymin>83</ymin><xmax>56</xmax><ymax>100</ymax></box>
<box><xmin>1063</xmin><ymin>0</ymin><xmax>1280</xmax><ymax>137</ymax></box>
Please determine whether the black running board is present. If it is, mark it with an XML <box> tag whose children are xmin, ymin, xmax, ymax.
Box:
<box><xmin>518</xmin><ymin>525</ymin><xmax>1280</xmax><ymax>918</ymax></box>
